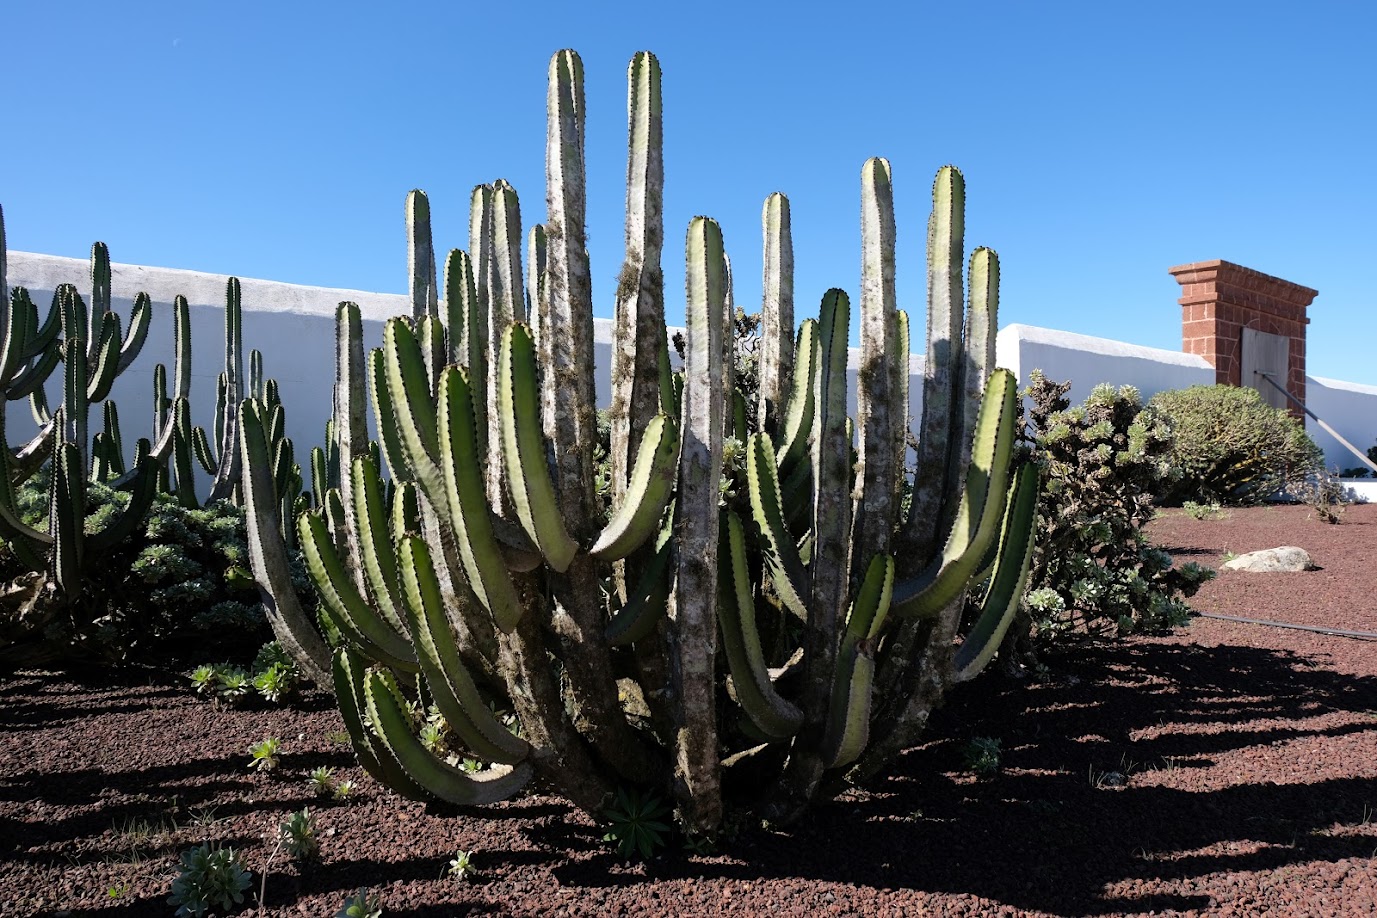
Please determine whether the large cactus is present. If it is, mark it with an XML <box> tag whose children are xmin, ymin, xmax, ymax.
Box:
<box><xmin>242</xmin><ymin>50</ymin><xmax>1039</xmax><ymax>833</ymax></box>
<box><xmin>0</xmin><ymin>227</ymin><xmax>175</xmax><ymax>602</ymax></box>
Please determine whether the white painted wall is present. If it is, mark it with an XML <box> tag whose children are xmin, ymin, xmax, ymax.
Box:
<box><xmin>5</xmin><ymin>251</ymin><xmax>1371</xmax><ymax>477</ymax></box>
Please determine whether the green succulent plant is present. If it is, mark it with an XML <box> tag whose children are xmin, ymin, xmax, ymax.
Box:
<box><xmin>167</xmin><ymin>842</ymin><xmax>253</xmax><ymax>918</ymax></box>
<box><xmin>309</xmin><ymin>765</ymin><xmax>337</xmax><ymax>798</ymax></box>
<box><xmin>603</xmin><ymin>786</ymin><xmax>672</xmax><ymax>860</ymax></box>
<box><xmin>279</xmin><ymin>807</ymin><xmax>319</xmax><ymax>860</ymax></box>
<box><xmin>337</xmin><ymin>888</ymin><xmax>384</xmax><ymax>918</ymax></box>
<box><xmin>248</xmin><ymin>736</ymin><xmax>281</xmax><ymax>772</ymax></box>
<box><xmin>240</xmin><ymin>49</ymin><xmax>1040</xmax><ymax>836</ymax></box>
<box><xmin>446</xmin><ymin>848</ymin><xmax>479</xmax><ymax>881</ymax></box>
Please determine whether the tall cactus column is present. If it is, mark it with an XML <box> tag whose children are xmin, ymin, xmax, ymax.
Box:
<box><xmin>670</xmin><ymin>216</ymin><xmax>727</xmax><ymax>834</ymax></box>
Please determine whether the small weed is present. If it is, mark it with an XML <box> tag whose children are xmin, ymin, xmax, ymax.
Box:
<box><xmin>1221</xmin><ymin>549</ymin><xmax>1238</xmax><ymax>563</ymax></box>
<box><xmin>106</xmin><ymin>882</ymin><xmax>131</xmax><ymax>899</ymax></box>
<box><xmin>1089</xmin><ymin>763</ymin><xmax>1126</xmax><ymax>789</ymax></box>
<box><xmin>334</xmin><ymin>779</ymin><xmax>356</xmax><ymax>801</ymax></box>
<box><xmin>459</xmin><ymin>757</ymin><xmax>483</xmax><ymax>774</ymax></box>
<box><xmin>446</xmin><ymin>849</ymin><xmax>479</xmax><ymax>881</ymax></box>
<box><xmin>1182</xmin><ymin>501</ymin><xmax>1227</xmax><ymax>521</ymax></box>
<box><xmin>961</xmin><ymin>736</ymin><xmax>1002</xmax><ymax>775</ymax></box>
<box><xmin>248</xmin><ymin>737</ymin><xmax>282</xmax><ymax>773</ymax></box>
<box><xmin>326</xmin><ymin>729</ymin><xmax>352</xmax><ymax>747</ymax></box>
<box><xmin>1155</xmin><ymin>756</ymin><xmax>1181</xmax><ymax>775</ymax></box>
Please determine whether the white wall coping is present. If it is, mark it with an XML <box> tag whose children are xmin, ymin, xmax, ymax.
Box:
<box><xmin>1309</xmin><ymin>374</ymin><xmax>1377</xmax><ymax>397</ymax></box>
<box><xmin>999</xmin><ymin>323</ymin><xmax>1214</xmax><ymax>370</ymax></box>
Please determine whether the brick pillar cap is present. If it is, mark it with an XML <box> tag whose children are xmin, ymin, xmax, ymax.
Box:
<box><xmin>1169</xmin><ymin>259</ymin><xmax>1318</xmax><ymax>305</ymax></box>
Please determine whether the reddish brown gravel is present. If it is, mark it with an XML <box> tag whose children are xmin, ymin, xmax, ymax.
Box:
<box><xmin>2</xmin><ymin>503</ymin><xmax>1374</xmax><ymax>917</ymax></box>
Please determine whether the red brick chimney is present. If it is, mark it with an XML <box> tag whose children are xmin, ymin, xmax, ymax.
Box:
<box><xmin>1169</xmin><ymin>260</ymin><xmax>1317</xmax><ymax>415</ymax></box>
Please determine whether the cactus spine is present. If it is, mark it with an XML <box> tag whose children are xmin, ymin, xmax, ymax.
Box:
<box><xmin>242</xmin><ymin>50</ymin><xmax>1040</xmax><ymax>835</ymax></box>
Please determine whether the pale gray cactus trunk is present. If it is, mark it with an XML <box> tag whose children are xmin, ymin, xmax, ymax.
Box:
<box><xmin>757</xmin><ymin>193</ymin><xmax>794</xmax><ymax>430</ymax></box>
<box><xmin>407</xmin><ymin>190</ymin><xmax>438</xmax><ymax>320</ymax></box>
<box><xmin>540</xmin><ymin>49</ymin><xmax>661</xmax><ymax>786</ymax></box>
<box><xmin>609</xmin><ymin>51</ymin><xmax>667</xmax><ymax>503</ymax></box>
<box><xmin>670</xmin><ymin>216</ymin><xmax>727</xmax><ymax>834</ymax></box>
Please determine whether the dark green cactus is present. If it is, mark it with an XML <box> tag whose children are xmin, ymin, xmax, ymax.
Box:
<box><xmin>241</xmin><ymin>50</ymin><xmax>1040</xmax><ymax>835</ymax></box>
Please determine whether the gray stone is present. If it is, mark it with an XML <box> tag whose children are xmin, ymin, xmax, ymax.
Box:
<box><xmin>1221</xmin><ymin>546</ymin><xmax>1315</xmax><ymax>573</ymax></box>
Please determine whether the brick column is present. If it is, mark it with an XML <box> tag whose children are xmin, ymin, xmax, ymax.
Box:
<box><xmin>1169</xmin><ymin>260</ymin><xmax>1317</xmax><ymax>412</ymax></box>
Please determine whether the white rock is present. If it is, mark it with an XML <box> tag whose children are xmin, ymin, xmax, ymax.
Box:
<box><xmin>1221</xmin><ymin>546</ymin><xmax>1315</xmax><ymax>573</ymax></box>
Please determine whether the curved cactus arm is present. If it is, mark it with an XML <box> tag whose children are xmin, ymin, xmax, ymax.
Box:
<box><xmin>364</xmin><ymin>668</ymin><xmax>534</xmax><ymax>806</ymax></box>
<box><xmin>88</xmin><ymin>446</ymin><xmax>161</xmax><ymax>553</ymax></box>
<box><xmin>28</xmin><ymin>388</ymin><xmax>51</xmax><ymax>428</ymax></box>
<box><xmin>774</xmin><ymin>318</ymin><xmax>817</xmax><ymax>476</ymax></box>
<box><xmin>746</xmin><ymin>431</ymin><xmax>808</xmax><ymax>622</ymax></box>
<box><xmin>757</xmin><ymin>192</ymin><xmax>794</xmax><ymax>431</ymax></box>
<box><xmin>497</xmin><ymin>322</ymin><xmax>578</xmax><ymax>572</ymax></box>
<box><xmin>397</xmin><ymin>535</ymin><xmax>531</xmax><ymax>765</ymax></box>
<box><xmin>367</xmin><ymin>347</ymin><xmax>408</xmax><ymax>482</ymax></box>
<box><xmin>382</xmin><ymin>319</ymin><xmax>445</xmax><ymax>498</ymax></box>
<box><xmin>114</xmin><ymin>292</ymin><xmax>151</xmax><ymax>374</ymax></box>
<box><xmin>589</xmin><ymin>413</ymin><xmax>678</xmax><ymax>562</ymax></box>
<box><xmin>604</xmin><ymin>518</ymin><xmax>673</xmax><ymax>646</ymax></box>
<box><xmin>25</xmin><ymin>288</ymin><xmax>62</xmax><ymax>363</ymax></box>
<box><xmin>720</xmin><ymin>510</ymin><xmax>803</xmax><ymax>741</ymax></box>
<box><xmin>8</xmin><ymin>339</ymin><xmax>60</xmax><ymax>403</ymax></box>
<box><xmin>298</xmin><ymin>510</ymin><xmax>417</xmax><ymax>672</ymax></box>
<box><xmin>0</xmin><ymin>288</ymin><xmax>34</xmax><ymax>386</ymax></box>
<box><xmin>821</xmin><ymin>553</ymin><xmax>894</xmax><ymax>770</ymax></box>
<box><xmin>85</xmin><ymin>312</ymin><xmax>122</xmax><ymax>404</ymax></box>
<box><xmin>852</xmin><ymin>157</ymin><xmax>899</xmax><ymax>574</ymax></box>
<box><xmin>0</xmin><ymin>446</ymin><xmax>53</xmax><ymax>568</ymax></box>
<box><xmin>903</xmin><ymin>166</ymin><xmax>966</xmax><ymax>567</ymax></box>
<box><xmin>348</xmin><ymin>455</ymin><xmax>406</xmax><ymax>631</ymax></box>
<box><xmin>890</xmin><ymin>369</ymin><xmax>1016</xmax><ymax>618</ymax></box>
<box><xmin>406</xmin><ymin>189</ymin><xmax>439</xmax><ymax>320</ymax></box>
<box><xmin>669</xmin><ymin>215</ymin><xmax>727</xmax><ymax>834</ymax></box>
<box><xmin>332</xmin><ymin>647</ymin><xmax>429</xmax><ymax>800</ymax></box>
<box><xmin>90</xmin><ymin>434</ymin><xmax>112</xmax><ymax>482</ymax></box>
<box><xmin>953</xmin><ymin>461</ymin><xmax>1038</xmax><ymax>682</ymax></box>
<box><xmin>271</xmin><ymin>437</ymin><xmax>295</xmax><ymax>504</ymax></box>
<box><xmin>191</xmin><ymin>424</ymin><xmax>218</xmax><ymax>476</ymax></box>
<box><xmin>240</xmin><ymin>398</ymin><xmax>333</xmax><ymax>686</ymax></box>
<box><xmin>436</xmin><ymin>366</ymin><xmax>524</xmax><ymax>632</ymax></box>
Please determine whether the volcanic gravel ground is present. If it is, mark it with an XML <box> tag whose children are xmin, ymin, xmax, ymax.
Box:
<box><xmin>1</xmin><ymin>503</ymin><xmax>1374</xmax><ymax>916</ymax></box>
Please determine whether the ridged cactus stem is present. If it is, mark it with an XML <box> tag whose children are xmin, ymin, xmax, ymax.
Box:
<box><xmin>525</xmin><ymin>225</ymin><xmax>548</xmax><ymax>360</ymax></box>
<box><xmin>852</xmin><ymin>157</ymin><xmax>898</xmax><ymax>579</ymax></box>
<box><xmin>467</xmin><ymin>183</ymin><xmax>495</xmax><ymax>474</ymax></box>
<box><xmin>406</xmin><ymin>190</ymin><xmax>438</xmax><ymax>320</ymax></box>
<box><xmin>757</xmin><ymin>192</ymin><xmax>794</xmax><ymax>430</ymax></box>
<box><xmin>441</xmin><ymin>249</ymin><xmax>468</xmax><ymax>367</ymax></box>
<box><xmin>773</xmin><ymin>287</ymin><xmax>851</xmax><ymax>815</ymax></box>
<box><xmin>206</xmin><ymin>278</ymin><xmax>243</xmax><ymax>503</ymax></box>
<box><xmin>609</xmin><ymin>50</ymin><xmax>667</xmax><ymax>503</ymax></box>
<box><xmin>173</xmin><ymin>296</ymin><xmax>191</xmax><ymax>400</ymax></box>
<box><xmin>669</xmin><ymin>216</ymin><xmax>726</xmax><ymax>834</ymax></box>
<box><xmin>902</xmin><ymin>166</ymin><xmax>965</xmax><ymax>572</ymax></box>
<box><xmin>952</xmin><ymin>248</ymin><xmax>999</xmax><ymax>490</ymax></box>
<box><xmin>487</xmin><ymin>179</ymin><xmax>525</xmax><ymax>513</ymax></box>
<box><xmin>334</xmin><ymin>302</ymin><xmax>369</xmax><ymax>595</ymax></box>
<box><xmin>88</xmin><ymin>243</ymin><xmax>111</xmax><ymax>363</ymax></box>
<box><xmin>542</xmin><ymin>49</ymin><xmax>598</xmax><ymax>528</ymax></box>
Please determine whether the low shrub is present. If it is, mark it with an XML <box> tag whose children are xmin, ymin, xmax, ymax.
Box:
<box><xmin>1004</xmin><ymin>373</ymin><xmax>1214</xmax><ymax>655</ymax></box>
<box><xmin>1147</xmin><ymin>384</ymin><xmax>1321</xmax><ymax>505</ymax></box>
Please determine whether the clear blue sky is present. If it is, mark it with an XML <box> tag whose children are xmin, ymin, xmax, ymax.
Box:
<box><xmin>4</xmin><ymin>2</ymin><xmax>1374</xmax><ymax>385</ymax></box>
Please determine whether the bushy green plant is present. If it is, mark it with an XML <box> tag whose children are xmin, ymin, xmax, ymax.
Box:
<box><xmin>1006</xmin><ymin>374</ymin><xmax>1214</xmax><ymax>653</ymax></box>
<box><xmin>0</xmin><ymin>480</ymin><xmax>274</xmax><ymax>667</ymax></box>
<box><xmin>168</xmin><ymin>842</ymin><xmax>253</xmax><ymax>918</ymax></box>
<box><xmin>962</xmin><ymin>736</ymin><xmax>1002</xmax><ymax>775</ymax></box>
<box><xmin>1148</xmin><ymin>384</ymin><xmax>1322</xmax><ymax>505</ymax></box>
